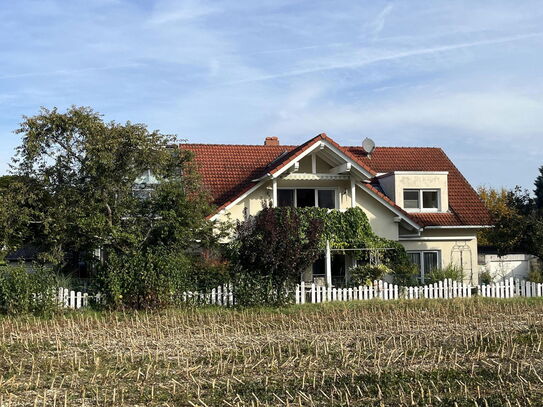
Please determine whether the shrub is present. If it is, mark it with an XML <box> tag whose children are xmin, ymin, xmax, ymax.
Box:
<box><xmin>349</xmin><ymin>264</ymin><xmax>392</xmax><ymax>286</ymax></box>
<box><xmin>0</xmin><ymin>265</ymin><xmax>58</xmax><ymax>315</ymax></box>
<box><xmin>390</xmin><ymin>262</ymin><xmax>419</xmax><ymax>286</ymax></box>
<box><xmin>425</xmin><ymin>264</ymin><xmax>464</xmax><ymax>284</ymax></box>
<box><xmin>479</xmin><ymin>270</ymin><xmax>493</xmax><ymax>284</ymax></box>
<box><xmin>231</xmin><ymin>272</ymin><xmax>290</xmax><ymax>307</ymax></box>
<box><xmin>189</xmin><ymin>252</ymin><xmax>230</xmax><ymax>292</ymax></box>
<box><xmin>96</xmin><ymin>248</ymin><xmax>192</xmax><ymax>310</ymax></box>
<box><xmin>527</xmin><ymin>269</ymin><xmax>543</xmax><ymax>283</ymax></box>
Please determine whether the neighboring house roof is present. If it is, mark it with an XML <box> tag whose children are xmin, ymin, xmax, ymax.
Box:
<box><xmin>5</xmin><ymin>245</ymin><xmax>42</xmax><ymax>262</ymax></box>
<box><xmin>181</xmin><ymin>135</ymin><xmax>491</xmax><ymax>227</ymax></box>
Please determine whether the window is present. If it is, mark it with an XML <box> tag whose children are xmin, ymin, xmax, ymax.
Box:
<box><xmin>318</xmin><ymin>190</ymin><xmax>335</xmax><ymax>209</ymax></box>
<box><xmin>403</xmin><ymin>189</ymin><xmax>440</xmax><ymax>211</ymax></box>
<box><xmin>312</xmin><ymin>256</ymin><xmax>325</xmax><ymax>277</ymax></box>
<box><xmin>422</xmin><ymin>191</ymin><xmax>439</xmax><ymax>209</ymax></box>
<box><xmin>277</xmin><ymin>188</ymin><xmax>336</xmax><ymax>209</ymax></box>
<box><xmin>408</xmin><ymin>251</ymin><xmax>440</xmax><ymax>283</ymax></box>
<box><xmin>403</xmin><ymin>190</ymin><xmax>419</xmax><ymax>209</ymax></box>
<box><xmin>133</xmin><ymin>170</ymin><xmax>159</xmax><ymax>200</ymax></box>
<box><xmin>278</xmin><ymin>189</ymin><xmax>294</xmax><ymax>207</ymax></box>
<box><xmin>296</xmin><ymin>189</ymin><xmax>316</xmax><ymax>208</ymax></box>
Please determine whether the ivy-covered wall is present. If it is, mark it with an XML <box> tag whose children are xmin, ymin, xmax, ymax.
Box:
<box><xmin>295</xmin><ymin>207</ymin><xmax>408</xmax><ymax>268</ymax></box>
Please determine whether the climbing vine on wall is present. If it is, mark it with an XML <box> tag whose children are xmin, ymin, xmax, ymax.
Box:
<box><xmin>294</xmin><ymin>206</ymin><xmax>409</xmax><ymax>267</ymax></box>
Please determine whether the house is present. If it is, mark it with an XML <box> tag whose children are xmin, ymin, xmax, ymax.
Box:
<box><xmin>182</xmin><ymin>133</ymin><xmax>491</xmax><ymax>285</ymax></box>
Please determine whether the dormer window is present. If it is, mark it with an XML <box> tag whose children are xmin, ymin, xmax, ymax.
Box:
<box><xmin>133</xmin><ymin>169</ymin><xmax>160</xmax><ymax>200</ymax></box>
<box><xmin>403</xmin><ymin>189</ymin><xmax>439</xmax><ymax>211</ymax></box>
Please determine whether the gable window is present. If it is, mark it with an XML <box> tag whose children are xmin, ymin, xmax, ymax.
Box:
<box><xmin>407</xmin><ymin>251</ymin><xmax>440</xmax><ymax>283</ymax></box>
<box><xmin>133</xmin><ymin>170</ymin><xmax>159</xmax><ymax>200</ymax></box>
<box><xmin>403</xmin><ymin>189</ymin><xmax>440</xmax><ymax>211</ymax></box>
<box><xmin>277</xmin><ymin>188</ymin><xmax>336</xmax><ymax>209</ymax></box>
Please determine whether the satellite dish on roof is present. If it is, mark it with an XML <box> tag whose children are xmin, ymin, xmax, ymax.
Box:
<box><xmin>362</xmin><ymin>137</ymin><xmax>376</xmax><ymax>155</ymax></box>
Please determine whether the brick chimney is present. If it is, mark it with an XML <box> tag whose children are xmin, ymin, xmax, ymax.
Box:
<box><xmin>264</xmin><ymin>136</ymin><xmax>279</xmax><ymax>146</ymax></box>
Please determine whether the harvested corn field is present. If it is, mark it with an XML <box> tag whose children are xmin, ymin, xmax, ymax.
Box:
<box><xmin>1</xmin><ymin>298</ymin><xmax>543</xmax><ymax>406</ymax></box>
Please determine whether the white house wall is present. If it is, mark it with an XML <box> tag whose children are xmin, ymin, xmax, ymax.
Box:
<box><xmin>479</xmin><ymin>254</ymin><xmax>534</xmax><ymax>281</ymax></box>
<box><xmin>355</xmin><ymin>187</ymin><xmax>399</xmax><ymax>241</ymax></box>
<box><xmin>400</xmin><ymin>228</ymin><xmax>479</xmax><ymax>285</ymax></box>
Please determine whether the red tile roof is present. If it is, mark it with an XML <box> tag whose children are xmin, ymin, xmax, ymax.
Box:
<box><xmin>181</xmin><ymin>137</ymin><xmax>491</xmax><ymax>227</ymax></box>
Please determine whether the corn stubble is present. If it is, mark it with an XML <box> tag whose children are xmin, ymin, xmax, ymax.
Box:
<box><xmin>0</xmin><ymin>299</ymin><xmax>543</xmax><ymax>406</ymax></box>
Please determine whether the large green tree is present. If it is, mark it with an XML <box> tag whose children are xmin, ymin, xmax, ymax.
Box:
<box><xmin>479</xmin><ymin>185</ymin><xmax>543</xmax><ymax>260</ymax></box>
<box><xmin>477</xmin><ymin>186</ymin><xmax>514</xmax><ymax>246</ymax></box>
<box><xmin>8</xmin><ymin>106</ymin><xmax>213</xmax><ymax>269</ymax></box>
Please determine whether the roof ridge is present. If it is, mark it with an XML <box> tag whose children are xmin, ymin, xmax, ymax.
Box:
<box><xmin>181</xmin><ymin>143</ymin><xmax>444</xmax><ymax>150</ymax></box>
<box><xmin>347</xmin><ymin>146</ymin><xmax>443</xmax><ymax>150</ymax></box>
<box><xmin>180</xmin><ymin>143</ymin><xmax>298</xmax><ymax>147</ymax></box>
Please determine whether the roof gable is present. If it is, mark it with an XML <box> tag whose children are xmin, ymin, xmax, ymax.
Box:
<box><xmin>266</xmin><ymin>133</ymin><xmax>375</xmax><ymax>178</ymax></box>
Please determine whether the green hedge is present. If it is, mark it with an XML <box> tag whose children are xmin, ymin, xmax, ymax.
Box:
<box><xmin>0</xmin><ymin>265</ymin><xmax>58</xmax><ymax>315</ymax></box>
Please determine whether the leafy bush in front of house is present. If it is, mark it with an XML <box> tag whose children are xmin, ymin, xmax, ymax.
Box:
<box><xmin>188</xmin><ymin>251</ymin><xmax>231</xmax><ymax>292</ymax></box>
<box><xmin>231</xmin><ymin>273</ymin><xmax>291</xmax><ymax>307</ymax></box>
<box><xmin>95</xmin><ymin>248</ymin><xmax>193</xmax><ymax>310</ymax></box>
<box><xmin>425</xmin><ymin>264</ymin><xmax>464</xmax><ymax>284</ymax></box>
<box><xmin>229</xmin><ymin>205</ymin><xmax>325</xmax><ymax>306</ymax></box>
<box><xmin>527</xmin><ymin>269</ymin><xmax>543</xmax><ymax>283</ymax></box>
<box><xmin>0</xmin><ymin>265</ymin><xmax>58</xmax><ymax>315</ymax></box>
<box><xmin>349</xmin><ymin>264</ymin><xmax>392</xmax><ymax>286</ymax></box>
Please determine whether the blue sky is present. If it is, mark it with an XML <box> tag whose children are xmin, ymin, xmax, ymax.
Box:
<box><xmin>1</xmin><ymin>0</ymin><xmax>543</xmax><ymax>190</ymax></box>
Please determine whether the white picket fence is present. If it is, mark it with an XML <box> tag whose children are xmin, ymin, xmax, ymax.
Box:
<box><xmin>295</xmin><ymin>278</ymin><xmax>472</xmax><ymax>304</ymax></box>
<box><xmin>54</xmin><ymin>278</ymin><xmax>543</xmax><ymax>309</ymax></box>
<box><xmin>477</xmin><ymin>277</ymin><xmax>543</xmax><ymax>298</ymax></box>
<box><xmin>295</xmin><ymin>277</ymin><xmax>543</xmax><ymax>304</ymax></box>
<box><xmin>181</xmin><ymin>284</ymin><xmax>235</xmax><ymax>306</ymax></box>
<box><xmin>57</xmin><ymin>287</ymin><xmax>94</xmax><ymax>309</ymax></box>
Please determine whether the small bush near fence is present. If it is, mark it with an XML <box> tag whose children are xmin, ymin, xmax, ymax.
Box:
<box><xmin>349</xmin><ymin>263</ymin><xmax>391</xmax><ymax>286</ymax></box>
<box><xmin>0</xmin><ymin>265</ymin><xmax>58</xmax><ymax>315</ymax></box>
<box><xmin>425</xmin><ymin>263</ymin><xmax>464</xmax><ymax>284</ymax></box>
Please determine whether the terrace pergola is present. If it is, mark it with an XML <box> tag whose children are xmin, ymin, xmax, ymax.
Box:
<box><xmin>324</xmin><ymin>242</ymin><xmax>397</xmax><ymax>286</ymax></box>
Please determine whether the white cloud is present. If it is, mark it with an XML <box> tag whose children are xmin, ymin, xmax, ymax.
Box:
<box><xmin>222</xmin><ymin>32</ymin><xmax>543</xmax><ymax>85</ymax></box>
<box><xmin>371</xmin><ymin>3</ymin><xmax>394</xmax><ymax>37</ymax></box>
<box><xmin>147</xmin><ymin>0</ymin><xmax>219</xmax><ymax>25</ymax></box>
